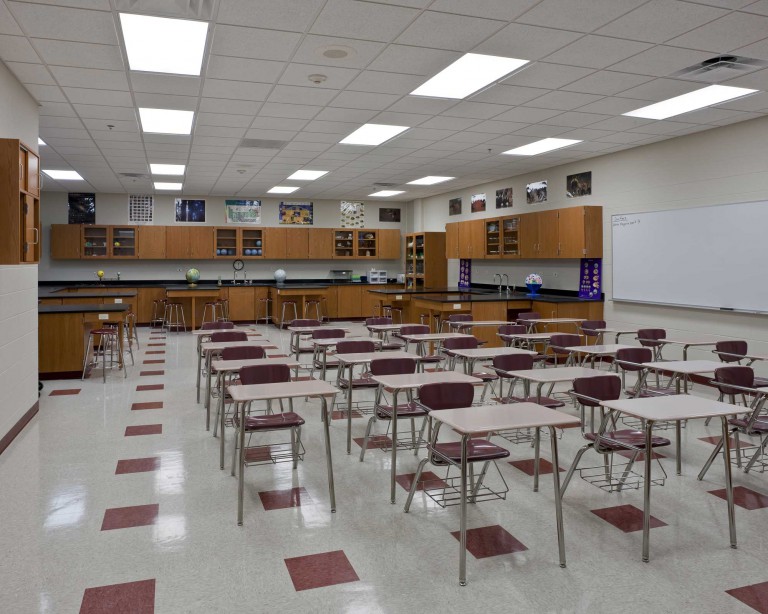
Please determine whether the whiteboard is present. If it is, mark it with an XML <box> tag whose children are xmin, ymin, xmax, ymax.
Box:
<box><xmin>611</xmin><ymin>200</ymin><xmax>768</xmax><ymax>313</ymax></box>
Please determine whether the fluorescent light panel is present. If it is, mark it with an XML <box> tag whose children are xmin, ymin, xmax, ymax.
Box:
<box><xmin>411</xmin><ymin>53</ymin><xmax>529</xmax><ymax>99</ymax></box>
<box><xmin>154</xmin><ymin>182</ymin><xmax>182</xmax><ymax>190</ymax></box>
<box><xmin>119</xmin><ymin>13</ymin><xmax>208</xmax><ymax>76</ymax></box>
<box><xmin>623</xmin><ymin>84</ymin><xmax>758</xmax><ymax>120</ymax></box>
<box><xmin>369</xmin><ymin>190</ymin><xmax>404</xmax><ymax>197</ymax></box>
<box><xmin>38</xmin><ymin>138</ymin><xmax>46</xmax><ymax>146</ymax></box>
<box><xmin>502</xmin><ymin>138</ymin><xmax>581</xmax><ymax>156</ymax></box>
<box><xmin>138</xmin><ymin>108</ymin><xmax>194</xmax><ymax>135</ymax></box>
<box><xmin>340</xmin><ymin>124</ymin><xmax>409</xmax><ymax>146</ymax></box>
<box><xmin>44</xmin><ymin>170</ymin><xmax>83</xmax><ymax>180</ymax></box>
<box><xmin>287</xmin><ymin>170</ymin><xmax>328</xmax><ymax>180</ymax></box>
<box><xmin>407</xmin><ymin>176</ymin><xmax>454</xmax><ymax>185</ymax></box>
<box><xmin>150</xmin><ymin>163</ymin><xmax>185</xmax><ymax>176</ymax></box>
<box><xmin>267</xmin><ymin>186</ymin><xmax>300</xmax><ymax>194</ymax></box>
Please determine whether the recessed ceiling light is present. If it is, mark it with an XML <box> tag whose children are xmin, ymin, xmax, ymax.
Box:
<box><xmin>119</xmin><ymin>13</ymin><xmax>208</xmax><ymax>76</ymax></box>
<box><xmin>38</xmin><ymin>138</ymin><xmax>46</xmax><ymax>146</ymax></box>
<box><xmin>623</xmin><ymin>84</ymin><xmax>758</xmax><ymax>120</ymax></box>
<box><xmin>268</xmin><ymin>186</ymin><xmax>300</xmax><ymax>194</ymax></box>
<box><xmin>411</xmin><ymin>53</ymin><xmax>529</xmax><ymax>100</ymax></box>
<box><xmin>407</xmin><ymin>176</ymin><xmax>454</xmax><ymax>185</ymax></box>
<box><xmin>340</xmin><ymin>124</ymin><xmax>409</xmax><ymax>146</ymax></box>
<box><xmin>502</xmin><ymin>138</ymin><xmax>582</xmax><ymax>156</ymax></box>
<box><xmin>150</xmin><ymin>163</ymin><xmax>185</xmax><ymax>176</ymax></box>
<box><xmin>43</xmin><ymin>170</ymin><xmax>83</xmax><ymax>180</ymax></box>
<box><xmin>154</xmin><ymin>182</ymin><xmax>182</xmax><ymax>190</ymax></box>
<box><xmin>138</xmin><ymin>108</ymin><xmax>194</xmax><ymax>135</ymax></box>
<box><xmin>287</xmin><ymin>170</ymin><xmax>328</xmax><ymax>181</ymax></box>
<box><xmin>369</xmin><ymin>190</ymin><xmax>404</xmax><ymax>197</ymax></box>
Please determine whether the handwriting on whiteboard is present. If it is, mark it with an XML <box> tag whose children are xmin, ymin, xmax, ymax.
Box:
<box><xmin>612</xmin><ymin>215</ymin><xmax>641</xmax><ymax>228</ymax></box>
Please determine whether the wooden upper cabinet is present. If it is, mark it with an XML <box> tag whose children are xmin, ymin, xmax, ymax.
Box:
<box><xmin>308</xmin><ymin>228</ymin><xmax>334</xmax><ymax>259</ymax></box>
<box><xmin>137</xmin><ymin>226</ymin><xmax>166</xmax><ymax>259</ymax></box>
<box><xmin>26</xmin><ymin>150</ymin><xmax>39</xmax><ymax>197</ymax></box>
<box><xmin>50</xmin><ymin>224</ymin><xmax>81</xmax><ymax>259</ymax></box>
<box><xmin>458</xmin><ymin>219</ymin><xmax>484</xmax><ymax>258</ymax></box>
<box><xmin>557</xmin><ymin>205</ymin><xmax>602</xmax><ymax>258</ymax></box>
<box><xmin>284</xmin><ymin>227</ymin><xmax>309</xmax><ymax>259</ymax></box>
<box><xmin>378</xmin><ymin>229</ymin><xmax>400</xmax><ymax>259</ymax></box>
<box><xmin>445</xmin><ymin>222</ymin><xmax>459</xmax><ymax>259</ymax></box>
<box><xmin>0</xmin><ymin>139</ymin><xmax>41</xmax><ymax>264</ymax></box>
<box><xmin>165</xmin><ymin>226</ymin><xmax>189</xmax><ymax>259</ymax></box>
<box><xmin>262</xmin><ymin>227</ymin><xmax>286</xmax><ymax>259</ymax></box>
<box><xmin>188</xmin><ymin>226</ymin><xmax>213</xmax><ymax>259</ymax></box>
<box><xmin>519</xmin><ymin>214</ymin><xmax>538</xmax><ymax>258</ymax></box>
<box><xmin>537</xmin><ymin>210</ymin><xmax>559</xmax><ymax>258</ymax></box>
<box><xmin>483</xmin><ymin>218</ymin><xmax>502</xmax><ymax>258</ymax></box>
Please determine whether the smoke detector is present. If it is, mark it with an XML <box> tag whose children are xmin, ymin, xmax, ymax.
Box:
<box><xmin>308</xmin><ymin>73</ymin><xmax>328</xmax><ymax>84</ymax></box>
<box><xmin>671</xmin><ymin>55</ymin><xmax>768</xmax><ymax>82</ymax></box>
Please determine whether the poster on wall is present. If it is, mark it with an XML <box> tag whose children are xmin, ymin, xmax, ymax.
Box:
<box><xmin>449</xmin><ymin>197</ymin><xmax>462</xmax><ymax>216</ymax></box>
<box><xmin>526</xmin><ymin>181</ymin><xmax>547</xmax><ymax>204</ymax></box>
<box><xmin>579</xmin><ymin>258</ymin><xmax>602</xmax><ymax>300</ymax></box>
<box><xmin>470</xmin><ymin>193</ymin><xmax>486</xmax><ymax>213</ymax></box>
<box><xmin>68</xmin><ymin>192</ymin><xmax>95</xmax><ymax>224</ymax></box>
<box><xmin>225</xmin><ymin>199</ymin><xmax>261</xmax><ymax>224</ymax></box>
<box><xmin>567</xmin><ymin>171</ymin><xmax>592</xmax><ymax>198</ymax></box>
<box><xmin>128</xmin><ymin>195</ymin><xmax>153</xmax><ymax>223</ymax></box>
<box><xmin>279</xmin><ymin>202</ymin><xmax>314</xmax><ymax>225</ymax></box>
<box><xmin>175</xmin><ymin>198</ymin><xmax>206</xmax><ymax>222</ymax></box>
<box><xmin>495</xmin><ymin>187</ymin><xmax>512</xmax><ymax>208</ymax></box>
<box><xmin>379</xmin><ymin>207</ymin><xmax>400</xmax><ymax>223</ymax></box>
<box><xmin>458</xmin><ymin>259</ymin><xmax>471</xmax><ymax>289</ymax></box>
<box><xmin>340</xmin><ymin>201</ymin><xmax>364</xmax><ymax>227</ymax></box>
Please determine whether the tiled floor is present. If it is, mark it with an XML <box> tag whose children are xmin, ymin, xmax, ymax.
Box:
<box><xmin>5</xmin><ymin>322</ymin><xmax>768</xmax><ymax>612</ymax></box>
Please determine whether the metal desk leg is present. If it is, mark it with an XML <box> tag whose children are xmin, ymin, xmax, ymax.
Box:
<box><xmin>391</xmin><ymin>388</ymin><xmax>399</xmax><ymax>504</ymax></box>
<box><xmin>721</xmin><ymin>415</ymin><xmax>737</xmax><ymax>549</ymax></box>
<box><xmin>533</xmin><ymin>427</ymin><xmax>541</xmax><ymax>492</ymax></box>
<box><xmin>219</xmin><ymin>380</ymin><xmax>226</xmax><ymax>469</ymax></box>
<box><xmin>549</xmin><ymin>426</ymin><xmax>567</xmax><ymax>568</ymax></box>
<box><xmin>196</xmin><ymin>337</ymin><xmax>202</xmax><ymax>403</ymax></box>
<box><xmin>237</xmin><ymin>401</ymin><xmax>246</xmax><ymax>526</ymax></box>
<box><xmin>322</xmin><ymin>395</ymin><xmax>337</xmax><ymax>513</ymax></box>
<box><xmin>676</xmin><ymin>421</ymin><xmax>682</xmax><ymax>476</ymax></box>
<box><xmin>205</xmin><ymin>352</ymin><xmax>213</xmax><ymax>430</ymax></box>
<box><xmin>459</xmin><ymin>433</ymin><xmax>469</xmax><ymax>586</ymax></box>
<box><xmin>642</xmin><ymin>420</ymin><xmax>654</xmax><ymax>561</ymax></box>
<box><xmin>347</xmin><ymin>363</ymin><xmax>354</xmax><ymax>454</ymax></box>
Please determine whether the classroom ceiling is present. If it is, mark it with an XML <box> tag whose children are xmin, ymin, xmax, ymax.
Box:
<box><xmin>3</xmin><ymin>0</ymin><xmax>768</xmax><ymax>200</ymax></box>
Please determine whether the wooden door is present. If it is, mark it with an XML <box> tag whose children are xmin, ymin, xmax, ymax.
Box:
<box><xmin>357</xmin><ymin>230</ymin><xmax>377</xmax><ymax>258</ymax></box>
<box><xmin>166</xmin><ymin>226</ymin><xmax>190</xmax><ymax>258</ymax></box>
<box><xmin>188</xmin><ymin>226</ymin><xmax>214</xmax><ymax>259</ymax></box>
<box><xmin>324</xmin><ymin>286</ymin><xmax>338</xmax><ymax>319</ymax></box>
<box><xmin>18</xmin><ymin>147</ymin><xmax>26</xmax><ymax>192</ymax></box>
<box><xmin>378</xmin><ymin>229</ymin><xmax>401</xmax><ymax>259</ymax></box>
<box><xmin>457</xmin><ymin>221</ymin><xmax>473</xmax><ymax>259</ymax></box>
<box><xmin>21</xmin><ymin>194</ymin><xmax>38</xmax><ymax>262</ymax></box>
<box><xmin>227</xmin><ymin>287</ymin><xmax>257</xmax><ymax>321</ymax></box>
<box><xmin>137</xmin><ymin>287</ymin><xmax>166</xmax><ymax>323</ymax></box>
<box><xmin>445</xmin><ymin>222</ymin><xmax>459</xmax><ymax>259</ymax></box>
<box><xmin>557</xmin><ymin>206</ymin><xmax>585</xmax><ymax>258</ymax></box>
<box><xmin>284</xmin><ymin>228</ymin><xmax>309</xmax><ymax>259</ymax></box>
<box><xmin>483</xmin><ymin>218</ymin><xmax>501</xmax><ymax>258</ymax></box>
<box><xmin>336</xmin><ymin>285</ymin><xmax>362</xmax><ymax>317</ymax></box>
<box><xmin>308</xmin><ymin>228</ymin><xmax>334</xmax><ymax>259</ymax></box>
<box><xmin>26</xmin><ymin>150</ymin><xmax>39</xmax><ymax>196</ymax></box>
<box><xmin>537</xmin><ymin>210</ymin><xmax>559</xmax><ymax>258</ymax></box>
<box><xmin>519</xmin><ymin>213</ymin><xmax>538</xmax><ymax>258</ymax></box>
<box><xmin>262</xmin><ymin>227</ymin><xmax>287</xmax><ymax>259</ymax></box>
<box><xmin>583</xmin><ymin>206</ymin><xmax>603</xmax><ymax>258</ymax></box>
<box><xmin>468</xmin><ymin>220</ymin><xmax>485</xmax><ymax>258</ymax></box>
<box><xmin>50</xmin><ymin>224</ymin><xmax>82</xmax><ymax>259</ymax></box>
<box><xmin>137</xmin><ymin>226</ymin><xmax>166</xmax><ymax>259</ymax></box>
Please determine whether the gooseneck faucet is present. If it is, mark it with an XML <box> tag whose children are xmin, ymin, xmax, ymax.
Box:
<box><xmin>501</xmin><ymin>273</ymin><xmax>509</xmax><ymax>295</ymax></box>
<box><xmin>493</xmin><ymin>273</ymin><xmax>502</xmax><ymax>294</ymax></box>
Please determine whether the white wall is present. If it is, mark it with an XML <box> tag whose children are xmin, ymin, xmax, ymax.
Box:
<box><xmin>417</xmin><ymin>115</ymin><xmax>768</xmax><ymax>372</ymax></box>
<box><xmin>0</xmin><ymin>59</ymin><xmax>39</xmax><ymax>444</ymax></box>
<box><xmin>40</xmin><ymin>192</ymin><xmax>408</xmax><ymax>282</ymax></box>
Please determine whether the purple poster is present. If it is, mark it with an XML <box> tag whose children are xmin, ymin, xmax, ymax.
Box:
<box><xmin>459</xmin><ymin>259</ymin><xmax>471</xmax><ymax>289</ymax></box>
<box><xmin>579</xmin><ymin>258</ymin><xmax>602</xmax><ymax>300</ymax></box>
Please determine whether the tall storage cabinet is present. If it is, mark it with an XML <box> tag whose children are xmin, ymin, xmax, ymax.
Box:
<box><xmin>0</xmin><ymin>139</ymin><xmax>41</xmax><ymax>264</ymax></box>
<box><xmin>405</xmin><ymin>232</ymin><xmax>446</xmax><ymax>289</ymax></box>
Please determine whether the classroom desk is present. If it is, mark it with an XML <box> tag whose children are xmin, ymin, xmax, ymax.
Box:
<box><xmin>287</xmin><ymin>325</ymin><xmax>349</xmax><ymax>360</ymax></box>
<box><xmin>600</xmin><ymin>395</ymin><xmax>738</xmax><ymax>563</ymax></box>
<box><xmin>274</xmin><ymin>286</ymin><xmax>330</xmax><ymax>322</ymax></box>
<box><xmin>639</xmin><ymin>336</ymin><xmax>723</xmax><ymax>360</ymax></box>
<box><xmin>587</xmin><ymin>327</ymin><xmax>637</xmax><ymax>344</ymax></box>
<box><xmin>311</xmin><ymin>336</ymin><xmax>382</xmax><ymax>380</ymax></box>
<box><xmin>193</xmin><ymin>327</ymin><xmax>262</xmax><ymax>402</ymax></box>
<box><xmin>334</xmin><ymin>351</ymin><xmax>420</xmax><ymax>454</ymax></box>
<box><xmin>366</xmin><ymin>323</ymin><xmax>403</xmax><ymax>342</ymax></box>
<box><xmin>447</xmin><ymin>346</ymin><xmax>538</xmax><ymax>375</ymax></box>
<box><xmin>210</xmin><ymin>356</ymin><xmax>300</xmax><ymax>468</ymax></box>
<box><xmin>523</xmin><ymin>317</ymin><xmax>585</xmax><ymax>333</ymax></box>
<box><xmin>568</xmin><ymin>343</ymin><xmax>634</xmax><ymax>368</ymax></box>
<box><xmin>228</xmin><ymin>380</ymin><xmax>339</xmax><ymax>523</ymax></box>
<box><xmin>398</xmin><ymin>332</ymin><xmax>473</xmax><ymax>357</ymax></box>
<box><xmin>447</xmin><ymin>320</ymin><xmax>514</xmax><ymax>332</ymax></box>
<box><xmin>166</xmin><ymin>288</ymin><xmax>221</xmax><ymax>330</ymax></box>
<box><xmin>498</xmin><ymin>331</ymin><xmax>554</xmax><ymax>349</ymax></box>
<box><xmin>368</xmin><ymin>371</ymin><xmax>481</xmax><ymax>504</ymax></box>
<box><xmin>429</xmin><ymin>403</ymin><xmax>580</xmax><ymax>585</ymax></box>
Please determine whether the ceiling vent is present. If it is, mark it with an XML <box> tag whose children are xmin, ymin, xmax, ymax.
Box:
<box><xmin>119</xmin><ymin>172</ymin><xmax>149</xmax><ymax>179</ymax></box>
<box><xmin>238</xmin><ymin>138</ymin><xmax>288</xmax><ymax>150</ymax></box>
<box><xmin>671</xmin><ymin>55</ymin><xmax>768</xmax><ymax>82</ymax></box>
<box><xmin>373</xmin><ymin>182</ymin><xmax>398</xmax><ymax>189</ymax></box>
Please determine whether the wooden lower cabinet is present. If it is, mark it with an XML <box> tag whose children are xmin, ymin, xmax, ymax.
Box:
<box><xmin>531</xmin><ymin>300</ymin><xmax>604</xmax><ymax>333</ymax></box>
<box><xmin>224</xmin><ymin>286</ymin><xmax>268</xmax><ymax>322</ymax></box>
<box><xmin>336</xmin><ymin>285</ymin><xmax>362</xmax><ymax>318</ymax></box>
<box><xmin>137</xmin><ymin>287</ymin><xmax>167</xmax><ymax>324</ymax></box>
<box><xmin>470</xmin><ymin>302</ymin><xmax>508</xmax><ymax>347</ymax></box>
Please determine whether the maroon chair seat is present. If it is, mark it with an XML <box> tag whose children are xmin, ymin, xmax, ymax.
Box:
<box><xmin>430</xmin><ymin>440</ymin><xmax>511</xmax><ymax>465</ymax></box>
<box><xmin>336</xmin><ymin>340</ymin><xmax>378</xmax><ymax>389</ymax></box>
<box><xmin>580</xmin><ymin>319</ymin><xmax>606</xmax><ymax>343</ymax></box>
<box><xmin>584</xmin><ymin>429</ymin><xmax>671</xmax><ymax>450</ymax></box>
<box><xmin>375</xmin><ymin>401</ymin><xmax>426</xmax><ymax>419</ymax></box>
<box><xmin>211</xmin><ymin>331</ymin><xmax>248</xmax><ymax>342</ymax></box>
<box><xmin>201</xmin><ymin>321</ymin><xmax>235</xmax><ymax>331</ymax></box>
<box><xmin>728</xmin><ymin>417</ymin><xmax>768</xmax><ymax>431</ymax></box>
<box><xmin>714</xmin><ymin>340</ymin><xmax>748</xmax><ymax>363</ymax></box>
<box><xmin>637</xmin><ymin>328</ymin><xmax>666</xmax><ymax>360</ymax></box>
<box><xmin>234</xmin><ymin>412</ymin><xmax>305</xmax><ymax>431</ymax></box>
<box><xmin>505</xmin><ymin>395</ymin><xmax>565</xmax><ymax>409</ymax></box>
<box><xmin>291</xmin><ymin>319</ymin><xmax>323</xmax><ymax>327</ymax></box>
<box><xmin>544</xmin><ymin>333</ymin><xmax>581</xmax><ymax>366</ymax></box>
<box><xmin>221</xmin><ymin>346</ymin><xmax>265</xmax><ymax>361</ymax></box>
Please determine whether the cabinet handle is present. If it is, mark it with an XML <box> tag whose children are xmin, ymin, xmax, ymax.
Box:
<box><xmin>31</xmin><ymin>227</ymin><xmax>39</xmax><ymax>245</ymax></box>
<box><xmin>558</xmin><ymin>242</ymin><xmax>561</xmax><ymax>255</ymax></box>
<box><xmin>19</xmin><ymin>162</ymin><xmax>23</xmax><ymax>180</ymax></box>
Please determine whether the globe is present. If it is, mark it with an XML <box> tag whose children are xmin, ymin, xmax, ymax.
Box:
<box><xmin>186</xmin><ymin>268</ymin><xmax>201</xmax><ymax>287</ymax></box>
<box><xmin>274</xmin><ymin>268</ymin><xmax>287</xmax><ymax>284</ymax></box>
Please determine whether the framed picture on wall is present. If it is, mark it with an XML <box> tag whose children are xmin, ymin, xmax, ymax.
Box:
<box><xmin>175</xmin><ymin>198</ymin><xmax>206</xmax><ymax>222</ymax></box>
<box><xmin>225</xmin><ymin>199</ymin><xmax>261</xmax><ymax>223</ymax></box>
<box><xmin>449</xmin><ymin>197</ymin><xmax>462</xmax><ymax>216</ymax></box>
<box><xmin>471</xmin><ymin>193</ymin><xmax>486</xmax><ymax>213</ymax></box>
<box><xmin>279</xmin><ymin>202</ymin><xmax>314</xmax><ymax>225</ymax></box>
<box><xmin>567</xmin><ymin>171</ymin><xmax>592</xmax><ymax>198</ymax></box>
<box><xmin>495</xmin><ymin>187</ymin><xmax>512</xmax><ymax>208</ymax></box>
<box><xmin>526</xmin><ymin>181</ymin><xmax>547</xmax><ymax>204</ymax></box>
<box><xmin>379</xmin><ymin>207</ymin><xmax>400</xmax><ymax>222</ymax></box>
<box><xmin>68</xmin><ymin>192</ymin><xmax>95</xmax><ymax>224</ymax></box>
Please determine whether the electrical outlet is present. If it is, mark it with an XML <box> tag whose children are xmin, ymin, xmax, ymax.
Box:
<box><xmin>98</xmin><ymin>313</ymin><xmax>108</xmax><ymax>320</ymax></box>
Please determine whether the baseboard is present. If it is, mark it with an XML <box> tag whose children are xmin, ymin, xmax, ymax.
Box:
<box><xmin>40</xmin><ymin>371</ymin><xmax>82</xmax><ymax>380</ymax></box>
<box><xmin>0</xmin><ymin>400</ymin><xmax>39</xmax><ymax>457</ymax></box>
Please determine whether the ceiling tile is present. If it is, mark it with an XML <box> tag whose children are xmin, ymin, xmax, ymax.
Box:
<box><xmin>507</xmin><ymin>124</ymin><xmax>566</xmax><ymax>138</ymax></box>
<box><xmin>347</xmin><ymin>70</ymin><xmax>424</xmax><ymax>95</ymax></box>
<box><xmin>7</xmin><ymin>2</ymin><xmax>117</xmax><ymax>44</ymax></box>
<box><xmin>444</xmin><ymin>101</ymin><xmax>508</xmax><ymax>119</ymax></box>
<box><xmin>81</xmin><ymin>117</ymin><xmax>135</xmax><ymax>132</ymax></box>
<box><xmin>416</xmin><ymin>116</ymin><xmax>482</xmax><ymax>130</ymax></box>
<box><xmin>40</xmin><ymin>115</ymin><xmax>84</xmax><ymax>129</ymax></box>
<box><xmin>733</xmin><ymin>36</ymin><xmax>768</xmax><ymax>61</ymax></box>
<box><xmin>312</xmin><ymin>107</ymin><xmax>377</xmax><ymax>123</ymax></box>
<box><xmin>197</xmin><ymin>112</ymin><xmax>253</xmax><ymax>127</ymax></box>
<box><xmin>742</xmin><ymin>0</ymin><xmax>768</xmax><ymax>15</ymax></box>
<box><xmin>625</xmin><ymin>120</ymin><xmax>700</xmax><ymax>134</ymax></box>
<box><xmin>367</xmin><ymin>44</ymin><xmax>461</xmax><ymax>77</ymax></box>
<box><xmin>492</xmin><ymin>106</ymin><xmax>562</xmax><ymax>123</ymax></box>
<box><xmin>250</xmin><ymin>116</ymin><xmax>309</xmax><ymax>131</ymax></box>
<box><xmin>267</xmin><ymin>84</ymin><xmax>338</xmax><ymax>106</ymax></box>
<box><xmin>278</xmin><ymin>63</ymin><xmax>359</xmax><ymax>89</ymax></box>
<box><xmin>540</xmin><ymin>111</ymin><xmax>612</xmax><ymax>128</ymax></box>
<box><xmin>207</xmin><ymin>55</ymin><xmax>285</xmax><ymax>83</ymax></box>
<box><xmin>0</xmin><ymin>34</ymin><xmax>38</xmax><ymax>62</ymax></box>
<box><xmin>210</xmin><ymin>24</ymin><xmax>301</xmax><ymax>62</ymax></box>
<box><xmin>474</xmin><ymin>23</ymin><xmax>582</xmax><ymax>60</ymax></box>
<box><xmin>201</xmin><ymin>79</ymin><xmax>272</xmax><ymax>101</ymax></box>
<box><xmin>506</xmin><ymin>62</ymin><xmax>594</xmax><ymax>90</ymax></box>
<box><xmin>260</xmin><ymin>102</ymin><xmax>323</xmax><ymax>119</ymax></box>
<box><xmin>525</xmin><ymin>90</ymin><xmax>603</xmax><ymax>111</ymax></box>
<box><xmin>617</xmin><ymin>78</ymin><xmax>700</xmax><ymax>102</ymax></box>
<box><xmin>199</xmin><ymin>98</ymin><xmax>259</xmax><ymax>115</ymax></box>
<box><xmin>544</xmin><ymin>36</ymin><xmax>653</xmax><ymax>69</ymax></box>
<box><xmin>290</xmin><ymin>34</ymin><xmax>387</xmax><ymax>69</ymax></box>
<box><xmin>217</xmin><ymin>0</ymin><xmax>326</xmax><ymax>31</ymax></box>
<box><xmin>50</xmin><ymin>66</ymin><xmax>128</xmax><ymax>90</ymax></box>
<box><xmin>515</xmin><ymin>0</ymin><xmax>641</xmax><ymax>32</ymax></box>
<box><xmin>561</xmin><ymin>70</ymin><xmax>654</xmax><ymax>95</ymax></box>
<box><xmin>130</xmin><ymin>73</ymin><xmax>201</xmax><ymax>97</ymax></box>
<box><xmin>330</xmin><ymin>90</ymin><xmax>400</xmax><ymax>110</ymax></box>
<box><xmin>717</xmin><ymin>89</ymin><xmax>768</xmax><ymax>111</ymax></box>
<box><xmin>310</xmin><ymin>0</ymin><xmax>420</xmax><ymax>42</ymax></box>
<box><xmin>5</xmin><ymin>61</ymin><xmax>54</xmax><ymax>84</ymax></box>
<box><xmin>25</xmin><ymin>83</ymin><xmax>66</xmax><ymax>102</ymax></box>
<box><xmin>33</xmin><ymin>39</ymin><xmax>123</xmax><ymax>70</ymax></box>
<box><xmin>194</xmin><ymin>125</ymin><xmax>246</xmax><ymax>138</ymax></box>
<box><xmin>471</xmin><ymin>84</ymin><xmax>551</xmax><ymax>106</ymax></box>
<box><xmin>385</xmin><ymin>96</ymin><xmax>457</xmax><ymax>115</ymax></box>
<box><xmin>586</xmin><ymin>116</ymin><xmax>655</xmax><ymax>131</ymax></box>
<box><xmin>63</xmin><ymin>87</ymin><xmax>132</xmax><ymax>106</ymax></box>
<box><xmin>607</xmin><ymin>45</ymin><xmax>717</xmax><ymax>77</ymax></box>
<box><xmin>72</xmin><ymin>104</ymin><xmax>137</xmax><ymax>120</ymax></box>
<box><xmin>668</xmin><ymin>11</ymin><xmax>768</xmax><ymax>51</ymax></box>
<box><xmin>429</xmin><ymin>0</ymin><xmax>540</xmax><ymax>20</ymax></box>
<box><xmin>372</xmin><ymin>111</ymin><xmax>430</xmax><ymax>126</ymax></box>
<box><xmin>395</xmin><ymin>11</ymin><xmax>505</xmax><ymax>52</ymax></box>
<box><xmin>575</xmin><ymin>96</ymin><xmax>653</xmax><ymax>114</ymax></box>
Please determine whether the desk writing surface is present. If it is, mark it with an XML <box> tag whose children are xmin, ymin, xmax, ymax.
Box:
<box><xmin>371</xmin><ymin>372</ymin><xmax>481</xmax><ymax>389</ymax></box>
<box><xmin>601</xmin><ymin>394</ymin><xmax>739</xmax><ymax>422</ymax></box>
<box><xmin>433</xmin><ymin>403</ymin><xmax>581</xmax><ymax>433</ymax></box>
<box><xmin>507</xmin><ymin>366</ymin><xmax>599</xmax><ymax>383</ymax></box>
<box><xmin>228</xmin><ymin>380</ymin><xmax>338</xmax><ymax>402</ymax></box>
<box><xmin>644</xmin><ymin>360</ymin><xmax>724</xmax><ymax>374</ymax></box>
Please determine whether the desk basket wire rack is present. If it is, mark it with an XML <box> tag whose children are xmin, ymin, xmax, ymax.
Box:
<box><xmin>577</xmin><ymin>455</ymin><xmax>667</xmax><ymax>493</ymax></box>
<box><xmin>419</xmin><ymin>460</ymin><xmax>510</xmax><ymax>508</ymax></box>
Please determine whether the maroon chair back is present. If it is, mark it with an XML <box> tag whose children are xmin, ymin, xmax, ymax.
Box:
<box><xmin>418</xmin><ymin>382</ymin><xmax>474</xmax><ymax>410</ymax></box>
<box><xmin>517</xmin><ymin>312</ymin><xmax>540</xmax><ymax>322</ymax></box>
<box><xmin>493</xmin><ymin>353</ymin><xmax>534</xmax><ymax>372</ymax></box>
<box><xmin>365</xmin><ymin>317</ymin><xmax>393</xmax><ymax>326</ymax></box>
<box><xmin>291</xmin><ymin>319</ymin><xmax>322</xmax><ymax>327</ymax></box>
<box><xmin>549</xmin><ymin>333</ymin><xmax>581</xmax><ymax>355</ymax></box>
<box><xmin>581</xmin><ymin>320</ymin><xmax>606</xmax><ymax>338</ymax></box>
<box><xmin>615</xmin><ymin>347</ymin><xmax>653</xmax><ymax>372</ymax></box>
<box><xmin>442</xmin><ymin>336</ymin><xmax>479</xmax><ymax>351</ymax></box>
<box><xmin>211</xmin><ymin>331</ymin><xmax>248</xmax><ymax>342</ymax></box>
<box><xmin>573</xmin><ymin>375</ymin><xmax>622</xmax><ymax>407</ymax></box>
<box><xmin>448</xmin><ymin>314</ymin><xmax>473</xmax><ymax>323</ymax></box>
<box><xmin>498</xmin><ymin>324</ymin><xmax>526</xmax><ymax>336</ymax></box>
<box><xmin>221</xmin><ymin>346</ymin><xmax>265</xmax><ymax>360</ymax></box>
<box><xmin>713</xmin><ymin>366</ymin><xmax>754</xmax><ymax>396</ymax></box>
<box><xmin>312</xmin><ymin>328</ymin><xmax>346</xmax><ymax>340</ymax></box>
<box><xmin>239</xmin><ymin>364</ymin><xmax>291</xmax><ymax>385</ymax></box>
<box><xmin>201</xmin><ymin>321</ymin><xmax>235</xmax><ymax>330</ymax></box>
<box><xmin>400</xmin><ymin>325</ymin><xmax>429</xmax><ymax>335</ymax></box>
<box><xmin>637</xmin><ymin>328</ymin><xmax>666</xmax><ymax>348</ymax></box>
<box><xmin>714</xmin><ymin>340</ymin><xmax>748</xmax><ymax>363</ymax></box>
<box><xmin>336</xmin><ymin>340</ymin><xmax>376</xmax><ymax>354</ymax></box>
<box><xmin>370</xmin><ymin>357</ymin><xmax>417</xmax><ymax>376</ymax></box>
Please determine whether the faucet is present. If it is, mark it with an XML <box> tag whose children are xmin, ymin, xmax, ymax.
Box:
<box><xmin>493</xmin><ymin>273</ymin><xmax>502</xmax><ymax>293</ymax></box>
<box><xmin>501</xmin><ymin>273</ymin><xmax>509</xmax><ymax>295</ymax></box>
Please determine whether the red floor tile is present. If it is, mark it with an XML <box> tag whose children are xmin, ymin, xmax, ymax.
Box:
<box><xmin>284</xmin><ymin>550</ymin><xmax>359</xmax><ymax>591</ymax></box>
<box><xmin>396</xmin><ymin>471</ymin><xmax>448</xmax><ymax>492</ymax></box>
<box><xmin>115</xmin><ymin>457</ymin><xmax>160</xmax><ymax>475</ymax></box>
<box><xmin>143</xmin><ymin>359</ymin><xmax>165</xmax><ymax>365</ymax></box>
<box><xmin>331</xmin><ymin>409</ymin><xmax>363</xmax><ymax>420</ymax></box>
<box><xmin>136</xmin><ymin>384</ymin><xmax>164</xmax><ymax>392</ymax></box>
<box><xmin>80</xmin><ymin>578</ymin><xmax>155</xmax><ymax>614</ymax></box>
<box><xmin>125</xmin><ymin>425</ymin><xmax>162</xmax><ymax>437</ymax></box>
<box><xmin>509</xmin><ymin>458</ymin><xmax>564</xmax><ymax>475</ymax></box>
<box><xmin>591</xmin><ymin>504</ymin><xmax>667</xmax><ymax>533</ymax></box>
<box><xmin>145</xmin><ymin>350</ymin><xmax>165</xmax><ymax>355</ymax></box>
<box><xmin>147</xmin><ymin>343</ymin><xmax>165</xmax><ymax>347</ymax></box>
<box><xmin>101</xmin><ymin>504</ymin><xmax>159</xmax><ymax>531</ymax></box>
<box><xmin>449</xmin><ymin>525</ymin><xmax>528</xmax><ymax>559</ymax></box>
<box><xmin>727</xmin><ymin>580</ymin><xmax>768</xmax><ymax>614</ymax></box>
<box><xmin>709</xmin><ymin>486</ymin><xmax>768</xmax><ymax>510</ymax></box>
<box><xmin>699</xmin><ymin>436</ymin><xmax>741</xmax><ymax>447</ymax></box>
<box><xmin>140</xmin><ymin>371</ymin><xmax>165</xmax><ymax>377</ymax></box>
<box><xmin>353</xmin><ymin>435</ymin><xmax>393</xmax><ymax>450</ymax></box>
<box><xmin>243</xmin><ymin>446</ymin><xmax>293</xmax><ymax>463</ymax></box>
<box><xmin>131</xmin><ymin>401</ymin><xmax>163</xmax><ymax>411</ymax></box>
<box><xmin>259</xmin><ymin>487</ymin><xmax>312</xmax><ymax>511</ymax></box>
<box><xmin>49</xmin><ymin>388</ymin><xmax>81</xmax><ymax>396</ymax></box>
<box><xmin>617</xmin><ymin>449</ymin><xmax>666</xmax><ymax>461</ymax></box>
